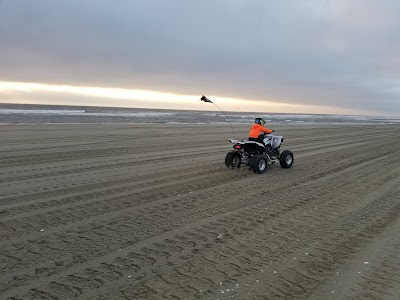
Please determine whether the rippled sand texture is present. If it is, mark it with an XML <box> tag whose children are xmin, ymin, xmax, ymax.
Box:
<box><xmin>1</xmin><ymin>123</ymin><xmax>400</xmax><ymax>300</ymax></box>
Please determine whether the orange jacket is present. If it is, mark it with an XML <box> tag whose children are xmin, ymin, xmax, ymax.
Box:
<box><xmin>248</xmin><ymin>123</ymin><xmax>273</xmax><ymax>138</ymax></box>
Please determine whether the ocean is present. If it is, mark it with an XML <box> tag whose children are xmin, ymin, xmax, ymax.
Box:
<box><xmin>0</xmin><ymin>103</ymin><xmax>399</xmax><ymax>125</ymax></box>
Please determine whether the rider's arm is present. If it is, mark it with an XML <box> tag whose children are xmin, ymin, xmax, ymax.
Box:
<box><xmin>261</xmin><ymin>126</ymin><xmax>273</xmax><ymax>134</ymax></box>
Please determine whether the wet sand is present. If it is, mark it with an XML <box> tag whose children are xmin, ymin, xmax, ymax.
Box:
<box><xmin>1</xmin><ymin>123</ymin><xmax>400</xmax><ymax>300</ymax></box>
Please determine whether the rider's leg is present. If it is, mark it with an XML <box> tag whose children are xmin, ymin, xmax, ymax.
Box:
<box><xmin>257</xmin><ymin>134</ymin><xmax>265</xmax><ymax>145</ymax></box>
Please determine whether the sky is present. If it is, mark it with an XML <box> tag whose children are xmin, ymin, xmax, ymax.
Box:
<box><xmin>0</xmin><ymin>0</ymin><xmax>399</xmax><ymax>116</ymax></box>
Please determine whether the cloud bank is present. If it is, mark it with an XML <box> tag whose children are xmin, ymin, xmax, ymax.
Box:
<box><xmin>1</xmin><ymin>0</ymin><xmax>399</xmax><ymax>115</ymax></box>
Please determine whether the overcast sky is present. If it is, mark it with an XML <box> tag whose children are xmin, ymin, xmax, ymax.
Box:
<box><xmin>1</xmin><ymin>0</ymin><xmax>400</xmax><ymax>115</ymax></box>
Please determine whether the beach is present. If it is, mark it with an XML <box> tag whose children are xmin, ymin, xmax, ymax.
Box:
<box><xmin>1</xmin><ymin>123</ymin><xmax>400</xmax><ymax>300</ymax></box>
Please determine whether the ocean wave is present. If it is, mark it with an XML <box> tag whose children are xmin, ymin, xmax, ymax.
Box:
<box><xmin>0</xmin><ymin>109</ymin><xmax>176</xmax><ymax>118</ymax></box>
<box><xmin>0</xmin><ymin>106</ymin><xmax>397</xmax><ymax>124</ymax></box>
<box><xmin>0</xmin><ymin>109</ymin><xmax>86</xmax><ymax>115</ymax></box>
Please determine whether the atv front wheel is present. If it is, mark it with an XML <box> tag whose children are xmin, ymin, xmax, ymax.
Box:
<box><xmin>279</xmin><ymin>150</ymin><xmax>294</xmax><ymax>168</ymax></box>
<box><xmin>225</xmin><ymin>151</ymin><xmax>241</xmax><ymax>168</ymax></box>
<box><xmin>250</xmin><ymin>155</ymin><xmax>268</xmax><ymax>174</ymax></box>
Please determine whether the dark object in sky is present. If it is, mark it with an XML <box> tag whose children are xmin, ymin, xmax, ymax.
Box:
<box><xmin>200</xmin><ymin>95</ymin><xmax>213</xmax><ymax>103</ymax></box>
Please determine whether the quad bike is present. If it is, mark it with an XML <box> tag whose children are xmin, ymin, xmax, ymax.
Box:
<box><xmin>225</xmin><ymin>133</ymin><xmax>294</xmax><ymax>174</ymax></box>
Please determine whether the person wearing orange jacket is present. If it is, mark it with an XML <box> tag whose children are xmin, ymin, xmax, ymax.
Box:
<box><xmin>248</xmin><ymin>116</ymin><xmax>274</xmax><ymax>144</ymax></box>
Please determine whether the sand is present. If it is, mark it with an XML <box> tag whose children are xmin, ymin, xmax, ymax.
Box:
<box><xmin>1</xmin><ymin>123</ymin><xmax>400</xmax><ymax>300</ymax></box>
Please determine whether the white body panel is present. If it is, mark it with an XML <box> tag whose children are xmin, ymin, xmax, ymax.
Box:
<box><xmin>263</xmin><ymin>134</ymin><xmax>283</xmax><ymax>149</ymax></box>
<box><xmin>229</xmin><ymin>134</ymin><xmax>283</xmax><ymax>150</ymax></box>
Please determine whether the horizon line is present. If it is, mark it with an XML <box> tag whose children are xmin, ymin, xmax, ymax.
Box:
<box><xmin>0</xmin><ymin>101</ymin><xmax>393</xmax><ymax>118</ymax></box>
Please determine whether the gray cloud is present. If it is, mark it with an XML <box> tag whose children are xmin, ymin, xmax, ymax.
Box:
<box><xmin>1</xmin><ymin>0</ymin><xmax>400</xmax><ymax>115</ymax></box>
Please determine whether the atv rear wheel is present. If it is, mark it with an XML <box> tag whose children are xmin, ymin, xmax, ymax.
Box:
<box><xmin>250</xmin><ymin>155</ymin><xmax>268</xmax><ymax>174</ymax></box>
<box><xmin>225</xmin><ymin>151</ymin><xmax>241</xmax><ymax>168</ymax></box>
<box><xmin>279</xmin><ymin>150</ymin><xmax>294</xmax><ymax>168</ymax></box>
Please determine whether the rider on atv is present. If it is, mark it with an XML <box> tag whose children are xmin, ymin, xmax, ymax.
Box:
<box><xmin>248</xmin><ymin>117</ymin><xmax>274</xmax><ymax>145</ymax></box>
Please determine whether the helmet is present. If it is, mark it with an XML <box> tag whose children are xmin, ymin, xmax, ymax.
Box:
<box><xmin>255</xmin><ymin>116</ymin><xmax>265</xmax><ymax>126</ymax></box>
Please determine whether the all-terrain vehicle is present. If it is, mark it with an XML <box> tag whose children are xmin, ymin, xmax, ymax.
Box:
<box><xmin>225</xmin><ymin>133</ymin><xmax>294</xmax><ymax>174</ymax></box>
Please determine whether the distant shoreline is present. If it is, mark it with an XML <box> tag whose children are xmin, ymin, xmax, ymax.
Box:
<box><xmin>0</xmin><ymin>103</ymin><xmax>399</xmax><ymax>125</ymax></box>
<box><xmin>0</xmin><ymin>102</ymin><xmax>389</xmax><ymax>117</ymax></box>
